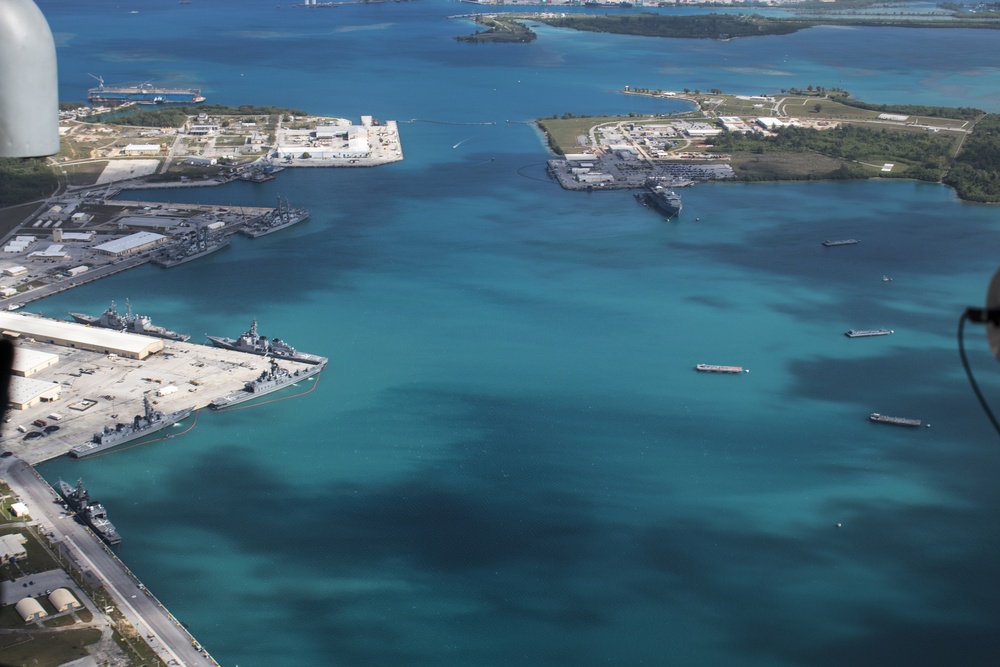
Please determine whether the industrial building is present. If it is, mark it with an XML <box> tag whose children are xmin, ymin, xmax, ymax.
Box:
<box><xmin>93</xmin><ymin>231</ymin><xmax>167</xmax><ymax>257</ymax></box>
<box><xmin>0</xmin><ymin>533</ymin><xmax>27</xmax><ymax>565</ymax></box>
<box><xmin>7</xmin><ymin>376</ymin><xmax>62</xmax><ymax>410</ymax></box>
<box><xmin>0</xmin><ymin>311</ymin><xmax>164</xmax><ymax>359</ymax></box>
<box><xmin>11</xmin><ymin>347</ymin><xmax>59</xmax><ymax>377</ymax></box>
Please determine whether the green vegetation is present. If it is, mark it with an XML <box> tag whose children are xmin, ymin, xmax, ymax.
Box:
<box><xmin>81</xmin><ymin>103</ymin><xmax>308</xmax><ymax>127</ymax></box>
<box><xmin>835</xmin><ymin>97</ymin><xmax>985</xmax><ymax>121</ymax></box>
<box><xmin>0</xmin><ymin>158</ymin><xmax>58</xmax><ymax>207</ymax></box>
<box><xmin>0</xmin><ymin>626</ymin><xmax>103</xmax><ymax>663</ymax></box>
<box><xmin>457</xmin><ymin>15</ymin><xmax>536</xmax><ymax>43</ymax></box>
<box><xmin>535</xmin><ymin>13</ymin><xmax>807</xmax><ymax>39</ymax></box>
<box><xmin>707</xmin><ymin>124</ymin><xmax>958</xmax><ymax>181</ymax></box>
<box><xmin>944</xmin><ymin>114</ymin><xmax>1000</xmax><ymax>202</ymax></box>
<box><xmin>530</xmin><ymin>9</ymin><xmax>1000</xmax><ymax>40</ymax></box>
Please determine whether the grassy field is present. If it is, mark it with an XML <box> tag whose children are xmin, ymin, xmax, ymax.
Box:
<box><xmin>0</xmin><ymin>627</ymin><xmax>103</xmax><ymax>665</ymax></box>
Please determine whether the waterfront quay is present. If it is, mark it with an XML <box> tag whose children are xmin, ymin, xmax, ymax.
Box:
<box><xmin>1</xmin><ymin>455</ymin><xmax>219</xmax><ymax>667</ymax></box>
<box><xmin>0</xmin><ymin>196</ymin><xmax>274</xmax><ymax>311</ymax></box>
<box><xmin>0</xmin><ymin>321</ymin><xmax>321</xmax><ymax>465</ymax></box>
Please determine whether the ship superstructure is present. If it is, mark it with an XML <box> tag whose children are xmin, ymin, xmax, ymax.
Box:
<box><xmin>210</xmin><ymin>357</ymin><xmax>327</xmax><ymax>409</ymax></box>
<box><xmin>70</xmin><ymin>395</ymin><xmax>193</xmax><ymax>458</ymax></box>
<box><xmin>240</xmin><ymin>196</ymin><xmax>310</xmax><ymax>238</ymax></box>
<box><xmin>87</xmin><ymin>75</ymin><xmax>205</xmax><ymax>106</ymax></box>
<box><xmin>70</xmin><ymin>299</ymin><xmax>190</xmax><ymax>341</ymax></box>
<box><xmin>58</xmin><ymin>478</ymin><xmax>122</xmax><ymax>545</ymax></box>
<box><xmin>207</xmin><ymin>319</ymin><xmax>326</xmax><ymax>365</ymax></box>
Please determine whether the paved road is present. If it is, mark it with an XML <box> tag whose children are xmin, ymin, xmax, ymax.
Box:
<box><xmin>1</xmin><ymin>454</ymin><xmax>218</xmax><ymax>667</ymax></box>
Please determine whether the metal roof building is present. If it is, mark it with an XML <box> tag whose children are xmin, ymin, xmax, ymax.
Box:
<box><xmin>49</xmin><ymin>588</ymin><xmax>82</xmax><ymax>612</ymax></box>
<box><xmin>92</xmin><ymin>231</ymin><xmax>167</xmax><ymax>257</ymax></box>
<box><xmin>15</xmin><ymin>597</ymin><xmax>47</xmax><ymax>622</ymax></box>
<box><xmin>0</xmin><ymin>312</ymin><xmax>164</xmax><ymax>359</ymax></box>
<box><xmin>8</xmin><ymin>376</ymin><xmax>62</xmax><ymax>410</ymax></box>
<box><xmin>11</xmin><ymin>347</ymin><xmax>59</xmax><ymax>377</ymax></box>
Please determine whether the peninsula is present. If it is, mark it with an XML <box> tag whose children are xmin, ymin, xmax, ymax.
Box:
<box><xmin>538</xmin><ymin>89</ymin><xmax>1000</xmax><ymax>203</ymax></box>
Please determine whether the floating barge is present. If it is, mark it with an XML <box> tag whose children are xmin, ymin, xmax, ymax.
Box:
<box><xmin>822</xmin><ymin>239</ymin><xmax>860</xmax><ymax>247</ymax></box>
<box><xmin>845</xmin><ymin>329</ymin><xmax>893</xmax><ymax>338</ymax></box>
<box><xmin>695</xmin><ymin>364</ymin><xmax>747</xmax><ymax>374</ymax></box>
<box><xmin>869</xmin><ymin>412</ymin><xmax>922</xmax><ymax>427</ymax></box>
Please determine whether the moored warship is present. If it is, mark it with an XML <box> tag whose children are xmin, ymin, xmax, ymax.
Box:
<box><xmin>206</xmin><ymin>319</ymin><xmax>326</xmax><ymax>364</ymax></box>
<box><xmin>87</xmin><ymin>75</ymin><xmax>205</xmax><ymax>105</ymax></box>
<box><xmin>155</xmin><ymin>227</ymin><xmax>230</xmax><ymax>268</ymax></box>
<box><xmin>210</xmin><ymin>357</ymin><xmax>326</xmax><ymax>409</ymax></box>
<box><xmin>70</xmin><ymin>299</ymin><xmax>190</xmax><ymax>341</ymax></box>
<box><xmin>240</xmin><ymin>196</ymin><xmax>310</xmax><ymax>238</ymax></box>
<box><xmin>636</xmin><ymin>182</ymin><xmax>682</xmax><ymax>218</ymax></box>
<box><xmin>58</xmin><ymin>478</ymin><xmax>122</xmax><ymax>545</ymax></box>
<box><xmin>70</xmin><ymin>395</ymin><xmax>193</xmax><ymax>458</ymax></box>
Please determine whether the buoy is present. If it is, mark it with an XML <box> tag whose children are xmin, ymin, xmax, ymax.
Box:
<box><xmin>836</xmin><ymin>523</ymin><xmax>842</xmax><ymax>528</ymax></box>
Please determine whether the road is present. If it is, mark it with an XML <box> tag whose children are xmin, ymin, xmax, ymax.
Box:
<box><xmin>1</xmin><ymin>454</ymin><xmax>218</xmax><ymax>667</ymax></box>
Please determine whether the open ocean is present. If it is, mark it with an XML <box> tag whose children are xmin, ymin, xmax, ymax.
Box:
<box><xmin>29</xmin><ymin>1</ymin><xmax>1000</xmax><ymax>665</ymax></box>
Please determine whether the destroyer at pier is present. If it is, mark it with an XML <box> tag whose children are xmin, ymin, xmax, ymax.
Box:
<box><xmin>207</xmin><ymin>318</ymin><xmax>326</xmax><ymax>364</ymax></box>
<box><xmin>211</xmin><ymin>358</ymin><xmax>326</xmax><ymax>409</ymax></box>
<box><xmin>70</xmin><ymin>395</ymin><xmax>193</xmax><ymax>458</ymax></box>
<box><xmin>58</xmin><ymin>478</ymin><xmax>122</xmax><ymax>545</ymax></box>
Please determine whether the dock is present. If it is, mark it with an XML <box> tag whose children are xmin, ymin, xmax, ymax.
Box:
<box><xmin>695</xmin><ymin>363</ymin><xmax>747</xmax><ymax>374</ymax></box>
<box><xmin>869</xmin><ymin>413</ymin><xmax>922</xmax><ymax>427</ymax></box>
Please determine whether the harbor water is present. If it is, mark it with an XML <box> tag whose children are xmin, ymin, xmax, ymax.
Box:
<box><xmin>30</xmin><ymin>1</ymin><xmax>1000</xmax><ymax>665</ymax></box>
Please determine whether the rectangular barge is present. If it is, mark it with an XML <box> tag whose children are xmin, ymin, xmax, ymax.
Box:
<box><xmin>695</xmin><ymin>364</ymin><xmax>746</xmax><ymax>374</ymax></box>
<box><xmin>845</xmin><ymin>329</ymin><xmax>893</xmax><ymax>337</ymax></box>
<box><xmin>869</xmin><ymin>413</ymin><xmax>921</xmax><ymax>427</ymax></box>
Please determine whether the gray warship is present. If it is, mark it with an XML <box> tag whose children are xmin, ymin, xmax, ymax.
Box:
<box><xmin>70</xmin><ymin>395</ymin><xmax>193</xmax><ymax>458</ymax></box>
<box><xmin>206</xmin><ymin>319</ymin><xmax>326</xmax><ymax>365</ymax></box>
<box><xmin>240</xmin><ymin>196</ymin><xmax>309</xmax><ymax>238</ymax></box>
<box><xmin>636</xmin><ymin>182</ymin><xmax>682</xmax><ymax>218</ymax></box>
<box><xmin>210</xmin><ymin>357</ymin><xmax>327</xmax><ymax>409</ymax></box>
<box><xmin>70</xmin><ymin>299</ymin><xmax>190</xmax><ymax>341</ymax></box>
<box><xmin>155</xmin><ymin>226</ymin><xmax>230</xmax><ymax>268</ymax></box>
<box><xmin>58</xmin><ymin>478</ymin><xmax>122</xmax><ymax>545</ymax></box>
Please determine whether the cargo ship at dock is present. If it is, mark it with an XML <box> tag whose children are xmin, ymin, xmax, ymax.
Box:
<box><xmin>70</xmin><ymin>395</ymin><xmax>193</xmax><ymax>458</ymax></box>
<box><xmin>58</xmin><ymin>479</ymin><xmax>122</xmax><ymax>546</ymax></box>
<box><xmin>87</xmin><ymin>76</ymin><xmax>205</xmax><ymax>106</ymax></box>
<box><xmin>207</xmin><ymin>318</ymin><xmax>326</xmax><ymax>365</ymax></box>
<box><xmin>70</xmin><ymin>299</ymin><xmax>190</xmax><ymax>341</ymax></box>
<box><xmin>210</xmin><ymin>358</ymin><xmax>326</xmax><ymax>410</ymax></box>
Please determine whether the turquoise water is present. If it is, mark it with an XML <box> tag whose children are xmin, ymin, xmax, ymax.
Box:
<box><xmin>30</xmin><ymin>1</ymin><xmax>1000</xmax><ymax>665</ymax></box>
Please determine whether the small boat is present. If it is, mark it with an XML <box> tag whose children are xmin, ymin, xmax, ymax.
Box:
<box><xmin>822</xmin><ymin>239</ymin><xmax>860</xmax><ymax>247</ymax></box>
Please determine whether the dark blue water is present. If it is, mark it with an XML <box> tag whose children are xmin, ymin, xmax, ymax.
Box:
<box><xmin>31</xmin><ymin>1</ymin><xmax>1000</xmax><ymax>665</ymax></box>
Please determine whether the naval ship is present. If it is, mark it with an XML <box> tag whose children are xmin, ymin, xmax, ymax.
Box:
<box><xmin>636</xmin><ymin>183</ymin><xmax>682</xmax><ymax>218</ymax></box>
<box><xmin>154</xmin><ymin>227</ymin><xmax>230</xmax><ymax>268</ymax></box>
<box><xmin>207</xmin><ymin>319</ymin><xmax>326</xmax><ymax>365</ymax></box>
<box><xmin>240</xmin><ymin>196</ymin><xmax>310</xmax><ymax>239</ymax></box>
<box><xmin>87</xmin><ymin>76</ymin><xmax>205</xmax><ymax>106</ymax></box>
<box><xmin>70</xmin><ymin>299</ymin><xmax>190</xmax><ymax>341</ymax></box>
<box><xmin>58</xmin><ymin>479</ymin><xmax>122</xmax><ymax>545</ymax></box>
<box><xmin>70</xmin><ymin>395</ymin><xmax>193</xmax><ymax>458</ymax></box>
<box><xmin>210</xmin><ymin>357</ymin><xmax>327</xmax><ymax>410</ymax></box>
